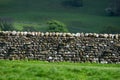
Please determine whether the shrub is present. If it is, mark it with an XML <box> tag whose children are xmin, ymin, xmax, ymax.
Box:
<box><xmin>47</xmin><ymin>20</ymin><xmax>69</xmax><ymax>32</ymax></box>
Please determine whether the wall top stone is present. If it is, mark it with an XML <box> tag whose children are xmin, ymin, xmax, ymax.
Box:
<box><xmin>0</xmin><ymin>31</ymin><xmax>120</xmax><ymax>39</ymax></box>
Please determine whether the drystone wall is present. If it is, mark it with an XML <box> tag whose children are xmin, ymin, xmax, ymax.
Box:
<box><xmin>0</xmin><ymin>31</ymin><xmax>120</xmax><ymax>63</ymax></box>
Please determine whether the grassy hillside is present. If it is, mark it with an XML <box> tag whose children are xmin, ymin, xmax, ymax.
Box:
<box><xmin>0</xmin><ymin>60</ymin><xmax>120</xmax><ymax>80</ymax></box>
<box><xmin>0</xmin><ymin>0</ymin><xmax>120</xmax><ymax>33</ymax></box>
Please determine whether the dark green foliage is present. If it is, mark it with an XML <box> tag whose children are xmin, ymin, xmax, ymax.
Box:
<box><xmin>0</xmin><ymin>17</ymin><xmax>15</xmax><ymax>31</ymax></box>
<box><xmin>47</xmin><ymin>20</ymin><xmax>69</xmax><ymax>32</ymax></box>
<box><xmin>62</xmin><ymin>0</ymin><xmax>83</xmax><ymax>7</ymax></box>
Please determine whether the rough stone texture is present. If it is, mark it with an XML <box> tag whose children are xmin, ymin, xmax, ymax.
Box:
<box><xmin>0</xmin><ymin>31</ymin><xmax>120</xmax><ymax>63</ymax></box>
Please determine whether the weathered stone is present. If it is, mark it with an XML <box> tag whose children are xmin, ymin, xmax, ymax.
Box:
<box><xmin>114</xmin><ymin>44</ymin><xmax>120</xmax><ymax>47</ymax></box>
<box><xmin>0</xmin><ymin>31</ymin><xmax>119</xmax><ymax>63</ymax></box>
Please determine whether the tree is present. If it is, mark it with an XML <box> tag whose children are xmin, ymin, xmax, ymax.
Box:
<box><xmin>47</xmin><ymin>20</ymin><xmax>69</xmax><ymax>32</ymax></box>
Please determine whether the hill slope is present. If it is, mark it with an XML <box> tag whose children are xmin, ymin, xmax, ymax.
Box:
<box><xmin>0</xmin><ymin>0</ymin><xmax>120</xmax><ymax>33</ymax></box>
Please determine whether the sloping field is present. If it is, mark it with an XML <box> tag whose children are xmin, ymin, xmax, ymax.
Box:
<box><xmin>0</xmin><ymin>0</ymin><xmax>120</xmax><ymax>32</ymax></box>
<box><xmin>0</xmin><ymin>60</ymin><xmax>120</xmax><ymax>80</ymax></box>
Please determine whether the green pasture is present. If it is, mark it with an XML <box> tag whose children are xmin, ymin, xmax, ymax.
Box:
<box><xmin>0</xmin><ymin>60</ymin><xmax>120</xmax><ymax>80</ymax></box>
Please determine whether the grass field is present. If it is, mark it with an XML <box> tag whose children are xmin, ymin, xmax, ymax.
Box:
<box><xmin>0</xmin><ymin>0</ymin><xmax>120</xmax><ymax>33</ymax></box>
<box><xmin>0</xmin><ymin>60</ymin><xmax>120</xmax><ymax>80</ymax></box>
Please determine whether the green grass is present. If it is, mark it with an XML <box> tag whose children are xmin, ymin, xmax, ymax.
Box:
<box><xmin>0</xmin><ymin>0</ymin><xmax>120</xmax><ymax>32</ymax></box>
<box><xmin>0</xmin><ymin>60</ymin><xmax>120</xmax><ymax>80</ymax></box>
